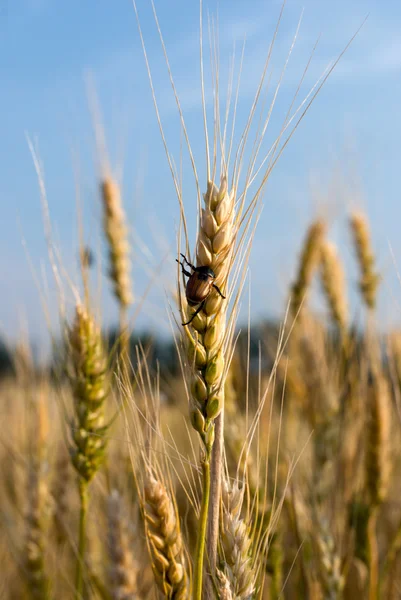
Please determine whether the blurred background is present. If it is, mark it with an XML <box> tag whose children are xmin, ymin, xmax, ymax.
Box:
<box><xmin>1</xmin><ymin>0</ymin><xmax>401</xmax><ymax>352</ymax></box>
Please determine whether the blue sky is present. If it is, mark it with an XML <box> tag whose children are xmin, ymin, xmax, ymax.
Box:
<box><xmin>2</xmin><ymin>0</ymin><xmax>401</xmax><ymax>348</ymax></box>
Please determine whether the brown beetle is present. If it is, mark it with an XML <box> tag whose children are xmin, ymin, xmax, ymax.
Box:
<box><xmin>176</xmin><ymin>253</ymin><xmax>226</xmax><ymax>326</ymax></box>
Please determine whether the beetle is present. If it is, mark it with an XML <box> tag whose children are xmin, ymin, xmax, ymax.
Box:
<box><xmin>176</xmin><ymin>253</ymin><xmax>226</xmax><ymax>326</ymax></box>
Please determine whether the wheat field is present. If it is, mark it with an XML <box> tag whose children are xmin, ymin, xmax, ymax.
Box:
<box><xmin>1</xmin><ymin>3</ymin><xmax>400</xmax><ymax>600</ymax></box>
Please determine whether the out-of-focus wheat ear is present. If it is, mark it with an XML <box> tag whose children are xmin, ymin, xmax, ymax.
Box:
<box><xmin>101</xmin><ymin>176</ymin><xmax>133</xmax><ymax>309</ymax></box>
<box><xmin>143</xmin><ymin>474</ymin><xmax>189</xmax><ymax>599</ymax></box>
<box><xmin>24</xmin><ymin>463</ymin><xmax>51</xmax><ymax>600</ymax></box>
<box><xmin>365</xmin><ymin>368</ymin><xmax>390</xmax><ymax>600</ymax></box>
<box><xmin>68</xmin><ymin>303</ymin><xmax>110</xmax><ymax>599</ymax></box>
<box><xmin>290</xmin><ymin>219</ymin><xmax>326</xmax><ymax>322</ymax></box>
<box><xmin>315</xmin><ymin>516</ymin><xmax>345</xmax><ymax>599</ymax></box>
<box><xmin>319</xmin><ymin>241</ymin><xmax>349</xmax><ymax>345</ymax></box>
<box><xmin>68</xmin><ymin>303</ymin><xmax>109</xmax><ymax>483</ymax></box>
<box><xmin>101</xmin><ymin>175</ymin><xmax>133</xmax><ymax>364</ymax></box>
<box><xmin>350</xmin><ymin>211</ymin><xmax>380</xmax><ymax>311</ymax></box>
<box><xmin>219</xmin><ymin>478</ymin><xmax>256</xmax><ymax>599</ymax></box>
<box><xmin>216</xmin><ymin>569</ymin><xmax>234</xmax><ymax>599</ymax></box>
<box><xmin>51</xmin><ymin>446</ymin><xmax>71</xmax><ymax>547</ymax></box>
<box><xmin>107</xmin><ymin>490</ymin><xmax>139</xmax><ymax>600</ymax></box>
<box><xmin>24</xmin><ymin>385</ymin><xmax>51</xmax><ymax>600</ymax></box>
<box><xmin>224</xmin><ymin>357</ymin><xmax>256</xmax><ymax>486</ymax></box>
<box><xmin>365</xmin><ymin>369</ymin><xmax>390</xmax><ymax>508</ymax></box>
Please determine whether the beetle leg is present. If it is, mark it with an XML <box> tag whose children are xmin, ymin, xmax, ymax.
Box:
<box><xmin>180</xmin><ymin>253</ymin><xmax>196</xmax><ymax>271</ymax></box>
<box><xmin>212</xmin><ymin>284</ymin><xmax>226</xmax><ymax>299</ymax></box>
<box><xmin>182</xmin><ymin>301</ymin><xmax>205</xmax><ymax>326</ymax></box>
<box><xmin>176</xmin><ymin>259</ymin><xmax>192</xmax><ymax>278</ymax></box>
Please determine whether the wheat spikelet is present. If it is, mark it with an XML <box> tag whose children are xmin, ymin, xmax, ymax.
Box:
<box><xmin>290</xmin><ymin>219</ymin><xmax>326</xmax><ymax>319</ymax></box>
<box><xmin>107</xmin><ymin>490</ymin><xmax>139</xmax><ymax>600</ymax></box>
<box><xmin>319</xmin><ymin>241</ymin><xmax>348</xmax><ymax>339</ymax></box>
<box><xmin>68</xmin><ymin>303</ymin><xmax>109</xmax><ymax>482</ymax></box>
<box><xmin>350</xmin><ymin>212</ymin><xmax>380</xmax><ymax>310</ymax></box>
<box><xmin>219</xmin><ymin>479</ymin><xmax>256</xmax><ymax>599</ymax></box>
<box><xmin>101</xmin><ymin>176</ymin><xmax>133</xmax><ymax>308</ymax></box>
<box><xmin>143</xmin><ymin>474</ymin><xmax>188</xmax><ymax>599</ymax></box>
<box><xmin>216</xmin><ymin>569</ymin><xmax>234</xmax><ymax>599</ymax></box>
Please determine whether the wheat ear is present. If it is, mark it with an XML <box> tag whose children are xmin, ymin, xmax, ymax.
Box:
<box><xmin>180</xmin><ymin>175</ymin><xmax>235</xmax><ymax>594</ymax></box>
<box><xmin>365</xmin><ymin>368</ymin><xmax>390</xmax><ymax>600</ymax></box>
<box><xmin>315</xmin><ymin>516</ymin><xmax>344</xmax><ymax>599</ymax></box>
<box><xmin>24</xmin><ymin>388</ymin><xmax>51</xmax><ymax>600</ymax></box>
<box><xmin>219</xmin><ymin>479</ymin><xmax>256</xmax><ymax>599</ymax></box>
<box><xmin>350</xmin><ymin>212</ymin><xmax>380</xmax><ymax>310</ymax></box>
<box><xmin>143</xmin><ymin>474</ymin><xmax>188</xmax><ymax>599</ymax></box>
<box><xmin>290</xmin><ymin>219</ymin><xmax>326</xmax><ymax>321</ymax></box>
<box><xmin>319</xmin><ymin>241</ymin><xmax>349</xmax><ymax>343</ymax></box>
<box><xmin>107</xmin><ymin>490</ymin><xmax>139</xmax><ymax>600</ymax></box>
<box><xmin>51</xmin><ymin>447</ymin><xmax>70</xmax><ymax>547</ymax></box>
<box><xmin>101</xmin><ymin>175</ymin><xmax>133</xmax><ymax>363</ymax></box>
<box><xmin>24</xmin><ymin>462</ymin><xmax>51</xmax><ymax>600</ymax></box>
<box><xmin>68</xmin><ymin>303</ymin><xmax>109</xmax><ymax>599</ymax></box>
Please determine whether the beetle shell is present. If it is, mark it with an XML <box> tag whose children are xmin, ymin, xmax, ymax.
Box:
<box><xmin>186</xmin><ymin>269</ymin><xmax>215</xmax><ymax>306</ymax></box>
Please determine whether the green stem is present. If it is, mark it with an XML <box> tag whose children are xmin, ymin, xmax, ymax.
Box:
<box><xmin>75</xmin><ymin>478</ymin><xmax>89</xmax><ymax>600</ymax></box>
<box><xmin>207</xmin><ymin>411</ymin><xmax>223</xmax><ymax>581</ymax></box>
<box><xmin>193</xmin><ymin>451</ymin><xmax>211</xmax><ymax>600</ymax></box>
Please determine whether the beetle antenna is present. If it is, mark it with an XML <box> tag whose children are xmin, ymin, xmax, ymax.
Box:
<box><xmin>176</xmin><ymin>259</ymin><xmax>192</xmax><ymax>278</ymax></box>
<box><xmin>180</xmin><ymin>254</ymin><xmax>196</xmax><ymax>271</ymax></box>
